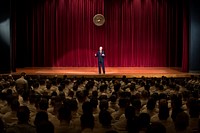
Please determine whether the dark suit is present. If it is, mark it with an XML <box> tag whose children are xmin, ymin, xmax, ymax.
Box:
<box><xmin>96</xmin><ymin>51</ymin><xmax>105</xmax><ymax>74</ymax></box>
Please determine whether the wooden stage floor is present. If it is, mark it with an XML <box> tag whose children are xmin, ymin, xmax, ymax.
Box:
<box><xmin>12</xmin><ymin>67</ymin><xmax>198</xmax><ymax>78</ymax></box>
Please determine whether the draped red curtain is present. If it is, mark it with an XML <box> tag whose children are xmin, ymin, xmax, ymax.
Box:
<box><xmin>181</xmin><ymin>0</ymin><xmax>189</xmax><ymax>72</ymax></box>
<box><xmin>12</xmin><ymin>0</ymin><xmax>189</xmax><ymax>70</ymax></box>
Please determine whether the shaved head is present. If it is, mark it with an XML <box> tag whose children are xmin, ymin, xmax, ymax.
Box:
<box><xmin>99</xmin><ymin>46</ymin><xmax>103</xmax><ymax>51</ymax></box>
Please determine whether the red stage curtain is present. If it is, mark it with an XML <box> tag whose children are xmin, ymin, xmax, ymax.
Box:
<box><xmin>181</xmin><ymin>0</ymin><xmax>189</xmax><ymax>72</ymax></box>
<box><xmin>12</xmin><ymin>0</ymin><xmax>189</xmax><ymax>70</ymax></box>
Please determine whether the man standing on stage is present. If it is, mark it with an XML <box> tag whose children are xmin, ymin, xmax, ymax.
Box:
<box><xmin>95</xmin><ymin>46</ymin><xmax>105</xmax><ymax>74</ymax></box>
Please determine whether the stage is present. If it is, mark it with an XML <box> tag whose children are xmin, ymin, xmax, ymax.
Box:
<box><xmin>11</xmin><ymin>67</ymin><xmax>197</xmax><ymax>78</ymax></box>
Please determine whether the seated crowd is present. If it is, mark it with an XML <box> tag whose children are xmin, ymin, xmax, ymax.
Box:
<box><xmin>0</xmin><ymin>72</ymin><xmax>199</xmax><ymax>133</ymax></box>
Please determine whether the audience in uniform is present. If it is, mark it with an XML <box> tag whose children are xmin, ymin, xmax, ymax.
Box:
<box><xmin>0</xmin><ymin>73</ymin><xmax>199</xmax><ymax>133</ymax></box>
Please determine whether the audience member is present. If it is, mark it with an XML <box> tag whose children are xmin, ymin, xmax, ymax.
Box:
<box><xmin>6</xmin><ymin>106</ymin><xmax>36</xmax><ymax>133</ymax></box>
